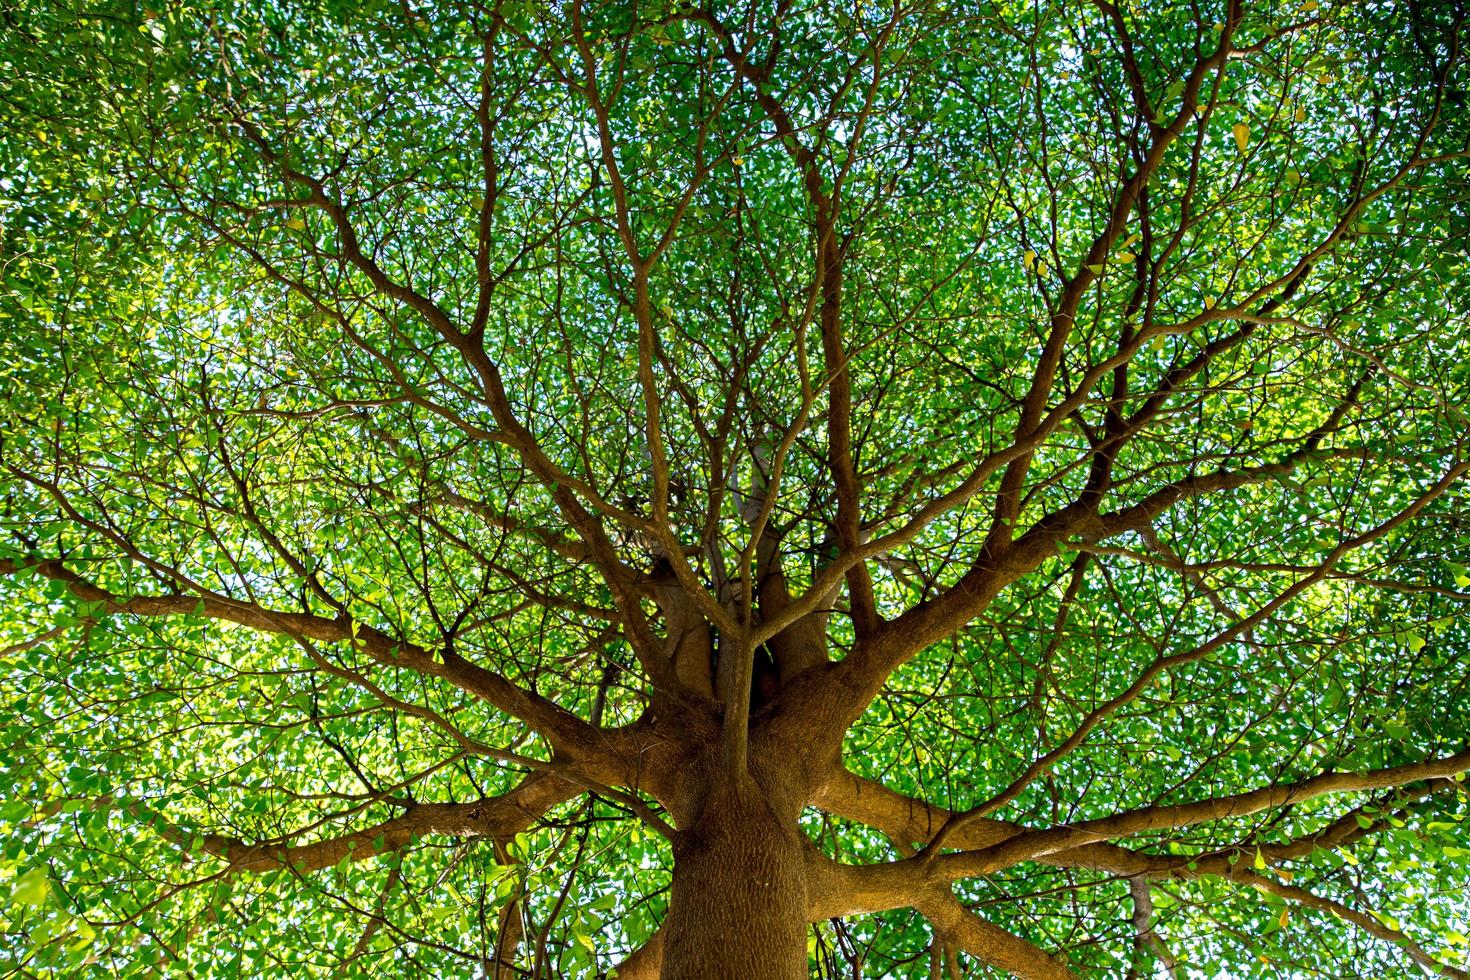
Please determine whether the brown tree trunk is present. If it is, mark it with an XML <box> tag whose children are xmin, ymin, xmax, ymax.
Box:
<box><xmin>658</xmin><ymin>780</ymin><xmax>809</xmax><ymax>980</ymax></box>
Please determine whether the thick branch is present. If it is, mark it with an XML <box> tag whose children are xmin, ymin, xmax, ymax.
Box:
<box><xmin>2</xmin><ymin>558</ymin><xmax>610</xmax><ymax>759</ymax></box>
<box><xmin>937</xmin><ymin>750</ymin><xmax>1470</xmax><ymax>878</ymax></box>
<box><xmin>145</xmin><ymin>774</ymin><xmax>578</xmax><ymax>875</ymax></box>
<box><xmin>811</xmin><ymin>768</ymin><xmax>1164</xmax><ymax>883</ymax></box>
<box><xmin>610</xmin><ymin>926</ymin><xmax>664</xmax><ymax>980</ymax></box>
<box><xmin>1125</xmin><ymin>878</ymin><xmax>1180</xmax><ymax>980</ymax></box>
<box><xmin>916</xmin><ymin>890</ymin><xmax>1080</xmax><ymax>980</ymax></box>
<box><xmin>923</xmin><ymin>461</ymin><xmax>1469</xmax><ymax>843</ymax></box>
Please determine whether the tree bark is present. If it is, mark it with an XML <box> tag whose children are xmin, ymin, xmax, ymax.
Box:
<box><xmin>658</xmin><ymin>780</ymin><xmax>809</xmax><ymax>980</ymax></box>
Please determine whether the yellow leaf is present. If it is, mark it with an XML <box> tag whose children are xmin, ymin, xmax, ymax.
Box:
<box><xmin>285</xmin><ymin>217</ymin><xmax>306</xmax><ymax>231</ymax></box>
<box><xmin>1279</xmin><ymin>908</ymin><xmax>1290</xmax><ymax>928</ymax></box>
<box><xmin>1254</xmin><ymin>847</ymin><xmax>1267</xmax><ymax>870</ymax></box>
<box><xmin>1204</xmin><ymin>295</ymin><xmax>1217</xmax><ymax>309</ymax></box>
<box><xmin>1233</xmin><ymin>122</ymin><xmax>1250</xmax><ymax>153</ymax></box>
<box><xmin>1023</xmin><ymin>249</ymin><xmax>1037</xmax><ymax>271</ymax></box>
<box><xmin>1296</xmin><ymin>105</ymin><xmax>1307</xmax><ymax>123</ymax></box>
<box><xmin>1036</xmin><ymin>260</ymin><xmax>1048</xmax><ymax>278</ymax></box>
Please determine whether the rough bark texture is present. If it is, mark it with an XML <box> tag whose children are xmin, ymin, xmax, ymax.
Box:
<box><xmin>612</xmin><ymin>926</ymin><xmax>664</xmax><ymax>979</ymax></box>
<box><xmin>918</xmin><ymin>891</ymin><xmax>1080</xmax><ymax>980</ymax></box>
<box><xmin>659</xmin><ymin>780</ymin><xmax>810</xmax><ymax>980</ymax></box>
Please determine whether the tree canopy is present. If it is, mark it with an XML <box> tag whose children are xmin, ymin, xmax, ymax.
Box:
<box><xmin>3</xmin><ymin>0</ymin><xmax>1470</xmax><ymax>976</ymax></box>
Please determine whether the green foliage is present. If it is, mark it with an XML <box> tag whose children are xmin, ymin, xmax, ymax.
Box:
<box><xmin>2</xmin><ymin>0</ymin><xmax>1469</xmax><ymax>976</ymax></box>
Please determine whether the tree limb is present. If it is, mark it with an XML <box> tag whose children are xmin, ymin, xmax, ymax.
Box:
<box><xmin>1</xmin><ymin>557</ymin><xmax>611</xmax><ymax>759</ymax></box>
<box><xmin>915</xmin><ymin>889</ymin><xmax>1080</xmax><ymax>980</ymax></box>
<box><xmin>142</xmin><ymin>774</ymin><xmax>579</xmax><ymax>875</ymax></box>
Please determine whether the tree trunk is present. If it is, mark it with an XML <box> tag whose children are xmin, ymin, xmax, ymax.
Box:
<box><xmin>658</xmin><ymin>780</ymin><xmax>809</xmax><ymax>980</ymax></box>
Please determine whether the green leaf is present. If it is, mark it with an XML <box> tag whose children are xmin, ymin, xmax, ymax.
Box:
<box><xmin>9</xmin><ymin>867</ymin><xmax>50</xmax><ymax>907</ymax></box>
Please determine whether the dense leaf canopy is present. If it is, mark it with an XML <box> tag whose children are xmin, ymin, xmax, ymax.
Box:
<box><xmin>3</xmin><ymin>0</ymin><xmax>1470</xmax><ymax>976</ymax></box>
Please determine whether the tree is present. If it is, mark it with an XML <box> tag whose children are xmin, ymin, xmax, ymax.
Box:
<box><xmin>2</xmin><ymin>0</ymin><xmax>1469</xmax><ymax>975</ymax></box>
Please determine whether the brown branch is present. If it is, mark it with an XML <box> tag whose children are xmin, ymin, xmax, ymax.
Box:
<box><xmin>808</xmin><ymin>769</ymin><xmax>1146</xmax><ymax>897</ymax></box>
<box><xmin>228</xmin><ymin>115</ymin><xmax>690</xmax><ymax>701</ymax></box>
<box><xmin>801</xmin><ymin>841</ymin><xmax>1078</xmax><ymax>978</ymax></box>
<box><xmin>0</xmin><ymin>621</ymin><xmax>75</xmax><ymax>658</ymax></box>
<box><xmin>1</xmin><ymin>557</ymin><xmax>610</xmax><ymax>759</ymax></box>
<box><xmin>1233</xmin><ymin>872</ymin><xmax>1470</xmax><ymax>980</ymax></box>
<box><xmin>1051</xmin><ymin>449</ymin><xmax>1365</xmax><ymax>551</ymax></box>
<box><xmin>920</xmin><ymin>460</ymin><xmax>1469</xmax><ymax>846</ymax></box>
<box><xmin>808</xmin><ymin>838</ymin><xmax>1080</xmax><ymax>978</ymax></box>
<box><xmin>1125</xmin><ymin>878</ymin><xmax>1181</xmax><ymax>980</ymax></box>
<box><xmin>703</xmin><ymin>8</ymin><xmax>880</xmax><ymax>641</ymax></box>
<box><xmin>755</xmin><ymin>37</ymin><xmax>1466</xmax><ymax>753</ymax></box>
<box><xmin>936</xmin><ymin>752</ymin><xmax>1470</xmax><ymax>878</ymax></box>
<box><xmin>985</xmin><ymin>0</ymin><xmax>1246</xmax><ymax>551</ymax></box>
<box><xmin>470</xmin><ymin>28</ymin><xmax>503</xmax><ymax>337</ymax></box>
<box><xmin>610</xmin><ymin>925</ymin><xmax>664</xmax><ymax>980</ymax></box>
<box><xmin>489</xmin><ymin>840</ymin><xmax>524</xmax><ymax>979</ymax></box>
<box><xmin>916</xmin><ymin>890</ymin><xmax>1080</xmax><ymax>980</ymax></box>
<box><xmin>813</xmin><ymin>769</ymin><xmax>1021</xmax><ymax>853</ymax></box>
<box><xmin>142</xmin><ymin>774</ymin><xmax>578</xmax><ymax>875</ymax></box>
<box><xmin>425</xmin><ymin>491</ymin><xmax>592</xmax><ymax>563</ymax></box>
<box><xmin>808</xmin><ymin>769</ymin><xmax>1460</xmax><ymax>924</ymax></box>
<box><xmin>755</xmin><ymin>121</ymin><xmax>1468</xmax><ymax>667</ymax></box>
